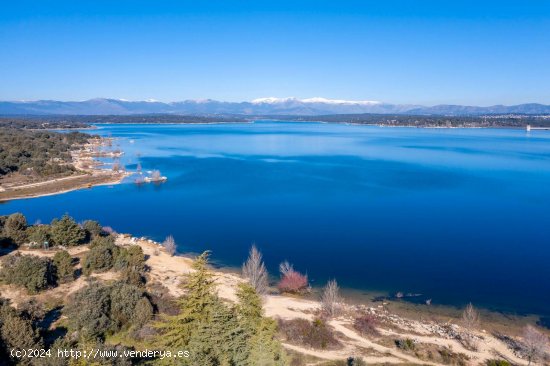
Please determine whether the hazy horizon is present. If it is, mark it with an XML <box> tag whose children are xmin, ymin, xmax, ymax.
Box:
<box><xmin>2</xmin><ymin>96</ymin><xmax>550</xmax><ymax>107</ymax></box>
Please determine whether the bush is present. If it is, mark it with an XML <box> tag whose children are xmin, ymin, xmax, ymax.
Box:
<box><xmin>353</xmin><ymin>314</ymin><xmax>379</xmax><ymax>336</ymax></box>
<box><xmin>50</xmin><ymin>214</ymin><xmax>85</xmax><ymax>246</ymax></box>
<box><xmin>53</xmin><ymin>250</ymin><xmax>75</xmax><ymax>283</ymax></box>
<box><xmin>277</xmin><ymin>269</ymin><xmax>308</xmax><ymax>294</ymax></box>
<box><xmin>133</xmin><ymin>297</ymin><xmax>154</xmax><ymax>329</ymax></box>
<box><xmin>279</xmin><ymin>318</ymin><xmax>340</xmax><ymax>350</ymax></box>
<box><xmin>110</xmin><ymin>282</ymin><xmax>145</xmax><ymax>329</ymax></box>
<box><xmin>65</xmin><ymin>282</ymin><xmax>112</xmax><ymax>340</ymax></box>
<box><xmin>2</xmin><ymin>213</ymin><xmax>28</xmax><ymax>246</ymax></box>
<box><xmin>438</xmin><ymin>347</ymin><xmax>469</xmax><ymax>366</ymax></box>
<box><xmin>395</xmin><ymin>338</ymin><xmax>416</xmax><ymax>351</ymax></box>
<box><xmin>83</xmin><ymin>219</ymin><xmax>103</xmax><ymax>239</ymax></box>
<box><xmin>147</xmin><ymin>282</ymin><xmax>180</xmax><ymax>315</ymax></box>
<box><xmin>89</xmin><ymin>234</ymin><xmax>116</xmax><ymax>249</ymax></box>
<box><xmin>0</xmin><ymin>300</ymin><xmax>44</xmax><ymax>361</ymax></box>
<box><xmin>27</xmin><ymin>224</ymin><xmax>51</xmax><ymax>247</ymax></box>
<box><xmin>114</xmin><ymin>245</ymin><xmax>145</xmax><ymax>271</ymax></box>
<box><xmin>82</xmin><ymin>237</ymin><xmax>119</xmax><ymax>275</ymax></box>
<box><xmin>486</xmin><ymin>360</ymin><xmax>511</xmax><ymax>366</ymax></box>
<box><xmin>65</xmin><ymin>281</ymin><xmax>153</xmax><ymax>340</ymax></box>
<box><xmin>0</xmin><ymin>254</ymin><xmax>55</xmax><ymax>293</ymax></box>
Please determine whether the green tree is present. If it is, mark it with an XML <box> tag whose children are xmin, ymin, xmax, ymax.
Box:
<box><xmin>83</xmin><ymin>219</ymin><xmax>103</xmax><ymax>239</ymax></box>
<box><xmin>110</xmin><ymin>282</ymin><xmax>145</xmax><ymax>331</ymax></box>
<box><xmin>27</xmin><ymin>224</ymin><xmax>51</xmax><ymax>247</ymax></box>
<box><xmin>53</xmin><ymin>250</ymin><xmax>75</xmax><ymax>283</ymax></box>
<box><xmin>82</xmin><ymin>238</ymin><xmax>119</xmax><ymax>275</ymax></box>
<box><xmin>50</xmin><ymin>214</ymin><xmax>85</xmax><ymax>246</ymax></box>
<box><xmin>65</xmin><ymin>281</ymin><xmax>152</xmax><ymax>341</ymax></box>
<box><xmin>0</xmin><ymin>299</ymin><xmax>44</xmax><ymax>363</ymax></box>
<box><xmin>187</xmin><ymin>299</ymin><xmax>247</xmax><ymax>366</ymax></box>
<box><xmin>133</xmin><ymin>297</ymin><xmax>154</xmax><ymax>329</ymax></box>
<box><xmin>65</xmin><ymin>282</ymin><xmax>113</xmax><ymax>341</ymax></box>
<box><xmin>0</xmin><ymin>254</ymin><xmax>55</xmax><ymax>294</ymax></box>
<box><xmin>2</xmin><ymin>213</ymin><xmax>28</xmax><ymax>246</ymax></box>
<box><xmin>155</xmin><ymin>251</ymin><xmax>218</xmax><ymax>349</ymax></box>
<box><xmin>236</xmin><ymin>283</ymin><xmax>286</xmax><ymax>365</ymax></box>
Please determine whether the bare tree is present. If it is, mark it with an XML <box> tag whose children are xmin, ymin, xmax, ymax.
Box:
<box><xmin>522</xmin><ymin>325</ymin><xmax>549</xmax><ymax>366</ymax></box>
<box><xmin>163</xmin><ymin>235</ymin><xmax>176</xmax><ymax>256</ymax></box>
<box><xmin>462</xmin><ymin>302</ymin><xmax>480</xmax><ymax>332</ymax></box>
<box><xmin>242</xmin><ymin>245</ymin><xmax>269</xmax><ymax>295</ymax></box>
<box><xmin>461</xmin><ymin>302</ymin><xmax>480</xmax><ymax>350</ymax></box>
<box><xmin>279</xmin><ymin>260</ymin><xmax>293</xmax><ymax>277</ymax></box>
<box><xmin>321</xmin><ymin>279</ymin><xmax>341</xmax><ymax>318</ymax></box>
<box><xmin>151</xmin><ymin>170</ymin><xmax>161</xmax><ymax>180</ymax></box>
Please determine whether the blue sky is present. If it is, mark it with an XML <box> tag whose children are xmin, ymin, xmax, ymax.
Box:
<box><xmin>1</xmin><ymin>1</ymin><xmax>549</xmax><ymax>105</ymax></box>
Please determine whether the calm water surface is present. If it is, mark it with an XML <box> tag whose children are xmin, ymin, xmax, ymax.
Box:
<box><xmin>2</xmin><ymin>122</ymin><xmax>549</xmax><ymax>316</ymax></box>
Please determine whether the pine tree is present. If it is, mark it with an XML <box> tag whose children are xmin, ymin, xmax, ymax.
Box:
<box><xmin>236</xmin><ymin>283</ymin><xmax>286</xmax><ymax>366</ymax></box>
<box><xmin>187</xmin><ymin>299</ymin><xmax>247</xmax><ymax>366</ymax></box>
<box><xmin>50</xmin><ymin>214</ymin><xmax>85</xmax><ymax>246</ymax></box>
<box><xmin>53</xmin><ymin>250</ymin><xmax>75</xmax><ymax>283</ymax></box>
<box><xmin>155</xmin><ymin>251</ymin><xmax>218</xmax><ymax>349</ymax></box>
<box><xmin>3</xmin><ymin>213</ymin><xmax>28</xmax><ymax>246</ymax></box>
<box><xmin>247</xmin><ymin>317</ymin><xmax>286</xmax><ymax>366</ymax></box>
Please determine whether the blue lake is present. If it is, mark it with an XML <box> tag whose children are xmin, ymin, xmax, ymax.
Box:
<box><xmin>2</xmin><ymin>122</ymin><xmax>549</xmax><ymax>316</ymax></box>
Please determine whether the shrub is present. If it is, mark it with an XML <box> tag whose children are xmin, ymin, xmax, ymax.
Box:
<box><xmin>133</xmin><ymin>297</ymin><xmax>154</xmax><ymax>329</ymax></box>
<box><xmin>65</xmin><ymin>282</ymin><xmax>112</xmax><ymax>340</ymax></box>
<box><xmin>110</xmin><ymin>282</ymin><xmax>145</xmax><ymax>329</ymax></box>
<box><xmin>347</xmin><ymin>357</ymin><xmax>367</xmax><ymax>366</ymax></box>
<box><xmin>89</xmin><ymin>234</ymin><xmax>116</xmax><ymax>249</ymax></box>
<box><xmin>0</xmin><ymin>254</ymin><xmax>55</xmax><ymax>293</ymax></box>
<box><xmin>82</xmin><ymin>237</ymin><xmax>119</xmax><ymax>275</ymax></box>
<box><xmin>53</xmin><ymin>250</ymin><xmax>74</xmax><ymax>283</ymax></box>
<box><xmin>486</xmin><ymin>360</ymin><xmax>511</xmax><ymax>366</ymax></box>
<box><xmin>27</xmin><ymin>224</ymin><xmax>51</xmax><ymax>247</ymax></box>
<box><xmin>18</xmin><ymin>298</ymin><xmax>45</xmax><ymax>322</ymax></box>
<box><xmin>438</xmin><ymin>347</ymin><xmax>469</xmax><ymax>366</ymax></box>
<box><xmin>353</xmin><ymin>314</ymin><xmax>379</xmax><ymax>336</ymax></box>
<box><xmin>114</xmin><ymin>245</ymin><xmax>145</xmax><ymax>271</ymax></box>
<box><xmin>115</xmin><ymin>245</ymin><xmax>147</xmax><ymax>285</ymax></box>
<box><xmin>147</xmin><ymin>282</ymin><xmax>180</xmax><ymax>315</ymax></box>
<box><xmin>278</xmin><ymin>318</ymin><xmax>340</xmax><ymax>350</ymax></box>
<box><xmin>0</xmin><ymin>300</ymin><xmax>44</xmax><ymax>361</ymax></box>
<box><xmin>65</xmin><ymin>281</ymin><xmax>152</xmax><ymax>340</ymax></box>
<box><xmin>395</xmin><ymin>338</ymin><xmax>416</xmax><ymax>351</ymax></box>
<box><xmin>277</xmin><ymin>269</ymin><xmax>308</xmax><ymax>294</ymax></box>
<box><xmin>50</xmin><ymin>214</ymin><xmax>85</xmax><ymax>246</ymax></box>
<box><xmin>83</xmin><ymin>219</ymin><xmax>103</xmax><ymax>239</ymax></box>
<box><xmin>2</xmin><ymin>213</ymin><xmax>28</xmax><ymax>246</ymax></box>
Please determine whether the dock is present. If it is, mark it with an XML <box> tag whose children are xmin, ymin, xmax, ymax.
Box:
<box><xmin>526</xmin><ymin>125</ymin><xmax>550</xmax><ymax>131</ymax></box>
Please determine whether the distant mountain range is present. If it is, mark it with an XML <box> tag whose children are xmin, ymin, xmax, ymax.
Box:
<box><xmin>1</xmin><ymin>97</ymin><xmax>549</xmax><ymax>116</ymax></box>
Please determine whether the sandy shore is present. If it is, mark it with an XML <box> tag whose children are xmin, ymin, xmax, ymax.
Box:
<box><xmin>117</xmin><ymin>236</ymin><xmax>536</xmax><ymax>365</ymax></box>
<box><xmin>0</xmin><ymin>235</ymin><xmax>543</xmax><ymax>365</ymax></box>
<box><xmin>0</xmin><ymin>138</ymin><xmax>130</xmax><ymax>202</ymax></box>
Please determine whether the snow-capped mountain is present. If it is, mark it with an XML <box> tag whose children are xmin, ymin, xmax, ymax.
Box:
<box><xmin>0</xmin><ymin>98</ymin><xmax>549</xmax><ymax>115</ymax></box>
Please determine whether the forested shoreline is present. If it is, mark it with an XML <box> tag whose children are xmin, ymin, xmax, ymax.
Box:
<box><xmin>0</xmin><ymin>127</ymin><xmax>93</xmax><ymax>179</ymax></box>
<box><xmin>2</xmin><ymin>113</ymin><xmax>549</xmax><ymax>129</ymax></box>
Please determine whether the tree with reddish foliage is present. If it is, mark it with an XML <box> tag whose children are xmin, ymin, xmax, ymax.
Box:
<box><xmin>277</xmin><ymin>262</ymin><xmax>308</xmax><ymax>294</ymax></box>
